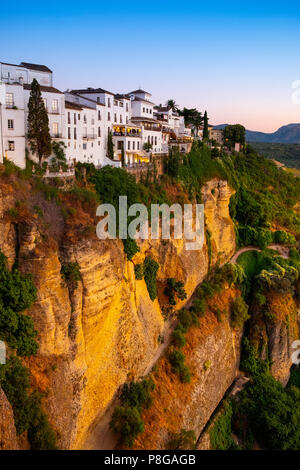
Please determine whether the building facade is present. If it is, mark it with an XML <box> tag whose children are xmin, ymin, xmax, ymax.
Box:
<box><xmin>0</xmin><ymin>60</ymin><xmax>198</xmax><ymax>171</ymax></box>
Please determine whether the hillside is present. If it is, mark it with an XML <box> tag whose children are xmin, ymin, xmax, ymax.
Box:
<box><xmin>215</xmin><ymin>123</ymin><xmax>300</xmax><ymax>144</ymax></box>
<box><xmin>250</xmin><ymin>142</ymin><xmax>300</xmax><ymax>169</ymax></box>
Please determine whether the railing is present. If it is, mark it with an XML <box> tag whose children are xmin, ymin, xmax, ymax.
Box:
<box><xmin>43</xmin><ymin>167</ymin><xmax>75</xmax><ymax>178</ymax></box>
<box><xmin>82</xmin><ymin>134</ymin><xmax>96</xmax><ymax>140</ymax></box>
<box><xmin>51</xmin><ymin>133</ymin><xmax>63</xmax><ymax>139</ymax></box>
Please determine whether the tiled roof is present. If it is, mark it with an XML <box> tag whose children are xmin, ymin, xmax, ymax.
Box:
<box><xmin>23</xmin><ymin>84</ymin><xmax>63</xmax><ymax>94</ymax></box>
<box><xmin>71</xmin><ymin>87</ymin><xmax>114</xmax><ymax>96</ymax></box>
<box><xmin>20</xmin><ymin>62</ymin><xmax>52</xmax><ymax>73</ymax></box>
<box><xmin>129</xmin><ymin>89</ymin><xmax>151</xmax><ymax>95</ymax></box>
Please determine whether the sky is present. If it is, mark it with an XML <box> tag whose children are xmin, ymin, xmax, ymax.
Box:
<box><xmin>1</xmin><ymin>1</ymin><xmax>300</xmax><ymax>132</ymax></box>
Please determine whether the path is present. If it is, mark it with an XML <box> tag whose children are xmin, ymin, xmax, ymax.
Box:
<box><xmin>230</xmin><ymin>243</ymin><xmax>290</xmax><ymax>264</ymax></box>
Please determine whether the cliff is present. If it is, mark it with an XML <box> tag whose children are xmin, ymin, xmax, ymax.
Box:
<box><xmin>0</xmin><ymin>387</ymin><xmax>19</xmax><ymax>450</ymax></box>
<box><xmin>0</xmin><ymin>173</ymin><xmax>237</xmax><ymax>449</ymax></box>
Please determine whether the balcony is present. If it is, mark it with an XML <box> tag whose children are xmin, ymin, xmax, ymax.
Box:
<box><xmin>51</xmin><ymin>133</ymin><xmax>63</xmax><ymax>139</ymax></box>
<box><xmin>82</xmin><ymin>134</ymin><xmax>96</xmax><ymax>140</ymax></box>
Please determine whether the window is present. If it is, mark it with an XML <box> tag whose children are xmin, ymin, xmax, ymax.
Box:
<box><xmin>120</xmin><ymin>101</ymin><xmax>124</xmax><ymax>108</ymax></box>
<box><xmin>83</xmin><ymin>128</ymin><xmax>87</xmax><ymax>137</ymax></box>
<box><xmin>8</xmin><ymin>119</ymin><xmax>14</xmax><ymax>130</ymax></box>
<box><xmin>74</xmin><ymin>113</ymin><xmax>77</xmax><ymax>125</ymax></box>
<box><xmin>108</xmin><ymin>98</ymin><xmax>111</xmax><ymax>107</ymax></box>
<box><xmin>146</xmin><ymin>108</ymin><xmax>149</xmax><ymax>114</ymax></box>
<box><xmin>126</xmin><ymin>116</ymin><xmax>129</xmax><ymax>124</ymax></box>
<box><xmin>98</xmin><ymin>127</ymin><xmax>101</xmax><ymax>137</ymax></box>
<box><xmin>98</xmin><ymin>110</ymin><xmax>101</xmax><ymax>120</ymax></box>
<box><xmin>97</xmin><ymin>97</ymin><xmax>100</xmax><ymax>103</ymax></box>
<box><xmin>114</xmin><ymin>100</ymin><xmax>118</xmax><ymax>106</ymax></box>
<box><xmin>91</xmin><ymin>118</ymin><xmax>95</xmax><ymax>125</ymax></box>
<box><xmin>52</xmin><ymin>122</ymin><xmax>59</xmax><ymax>136</ymax></box>
<box><xmin>155</xmin><ymin>136</ymin><xmax>157</xmax><ymax>145</ymax></box>
<box><xmin>6</xmin><ymin>93</ymin><xmax>14</xmax><ymax>107</ymax></box>
<box><xmin>117</xmin><ymin>141</ymin><xmax>123</xmax><ymax>150</ymax></box>
<box><xmin>74</xmin><ymin>128</ymin><xmax>77</xmax><ymax>140</ymax></box>
<box><xmin>126</xmin><ymin>103</ymin><xmax>129</xmax><ymax>112</ymax></box>
<box><xmin>128</xmin><ymin>141</ymin><xmax>131</xmax><ymax>150</ymax></box>
<box><xmin>83</xmin><ymin>143</ymin><xmax>87</xmax><ymax>150</ymax></box>
<box><xmin>120</xmin><ymin>115</ymin><xmax>123</xmax><ymax>124</ymax></box>
<box><xmin>52</xmin><ymin>100</ymin><xmax>58</xmax><ymax>113</ymax></box>
<box><xmin>98</xmin><ymin>141</ymin><xmax>100</xmax><ymax>146</ymax></box>
<box><xmin>151</xmin><ymin>136</ymin><xmax>154</xmax><ymax>145</ymax></box>
<box><xmin>149</xmin><ymin>109</ymin><xmax>152</xmax><ymax>114</ymax></box>
<box><xmin>143</xmin><ymin>107</ymin><xmax>145</xmax><ymax>113</ymax></box>
<box><xmin>68</xmin><ymin>127</ymin><xmax>71</xmax><ymax>139</ymax></box>
<box><xmin>68</xmin><ymin>112</ymin><xmax>71</xmax><ymax>124</ymax></box>
<box><xmin>108</xmin><ymin>112</ymin><xmax>111</xmax><ymax>121</ymax></box>
<box><xmin>78</xmin><ymin>113</ymin><xmax>80</xmax><ymax>120</ymax></box>
<box><xmin>8</xmin><ymin>141</ymin><xmax>15</xmax><ymax>151</ymax></box>
<box><xmin>137</xmin><ymin>142</ymin><xmax>140</xmax><ymax>150</ymax></box>
<box><xmin>43</xmin><ymin>98</ymin><xmax>47</xmax><ymax>109</ymax></box>
<box><xmin>114</xmin><ymin>113</ymin><xmax>117</xmax><ymax>123</ymax></box>
<box><xmin>83</xmin><ymin>114</ymin><xmax>87</xmax><ymax>124</ymax></box>
<box><xmin>133</xmin><ymin>141</ymin><xmax>135</xmax><ymax>150</ymax></box>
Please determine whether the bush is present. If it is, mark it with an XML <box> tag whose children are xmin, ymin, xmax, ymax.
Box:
<box><xmin>120</xmin><ymin>378</ymin><xmax>155</xmax><ymax>411</ymax></box>
<box><xmin>177</xmin><ymin>309</ymin><xmax>199</xmax><ymax>332</ymax></box>
<box><xmin>230</xmin><ymin>297</ymin><xmax>250</xmax><ymax>328</ymax></box>
<box><xmin>0</xmin><ymin>251</ymin><xmax>38</xmax><ymax>356</ymax></box>
<box><xmin>61</xmin><ymin>262</ymin><xmax>81</xmax><ymax>290</ymax></box>
<box><xmin>210</xmin><ymin>401</ymin><xmax>238</xmax><ymax>450</ymax></box>
<box><xmin>110</xmin><ymin>406</ymin><xmax>144</xmax><ymax>447</ymax></box>
<box><xmin>164</xmin><ymin>278</ymin><xmax>187</xmax><ymax>306</ymax></box>
<box><xmin>143</xmin><ymin>257</ymin><xmax>159</xmax><ymax>301</ymax></box>
<box><xmin>0</xmin><ymin>357</ymin><xmax>57</xmax><ymax>449</ymax></box>
<box><xmin>274</xmin><ymin>230</ymin><xmax>296</xmax><ymax>245</ymax></box>
<box><xmin>123</xmin><ymin>239</ymin><xmax>139</xmax><ymax>261</ymax></box>
<box><xmin>191</xmin><ymin>298</ymin><xmax>206</xmax><ymax>317</ymax></box>
<box><xmin>172</xmin><ymin>328</ymin><xmax>186</xmax><ymax>348</ymax></box>
<box><xmin>168</xmin><ymin>429</ymin><xmax>196</xmax><ymax>450</ymax></box>
<box><xmin>168</xmin><ymin>347</ymin><xmax>191</xmax><ymax>383</ymax></box>
<box><xmin>134</xmin><ymin>263</ymin><xmax>144</xmax><ymax>280</ymax></box>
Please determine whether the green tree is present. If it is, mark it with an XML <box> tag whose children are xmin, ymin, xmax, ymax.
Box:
<box><xmin>223</xmin><ymin>124</ymin><xmax>245</xmax><ymax>149</ymax></box>
<box><xmin>107</xmin><ymin>129</ymin><xmax>114</xmax><ymax>160</ymax></box>
<box><xmin>166</xmin><ymin>99</ymin><xmax>178</xmax><ymax>112</ymax></box>
<box><xmin>27</xmin><ymin>79</ymin><xmax>52</xmax><ymax>166</ymax></box>
<box><xmin>203</xmin><ymin>110</ymin><xmax>209</xmax><ymax>140</ymax></box>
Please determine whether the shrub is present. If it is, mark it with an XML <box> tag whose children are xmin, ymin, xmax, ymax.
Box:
<box><xmin>164</xmin><ymin>278</ymin><xmax>187</xmax><ymax>306</ymax></box>
<box><xmin>191</xmin><ymin>298</ymin><xmax>206</xmax><ymax>317</ymax></box>
<box><xmin>230</xmin><ymin>297</ymin><xmax>250</xmax><ymax>328</ymax></box>
<box><xmin>172</xmin><ymin>328</ymin><xmax>186</xmax><ymax>348</ymax></box>
<box><xmin>168</xmin><ymin>429</ymin><xmax>196</xmax><ymax>450</ymax></box>
<box><xmin>210</xmin><ymin>401</ymin><xmax>237</xmax><ymax>450</ymax></box>
<box><xmin>0</xmin><ymin>251</ymin><xmax>38</xmax><ymax>356</ymax></box>
<box><xmin>123</xmin><ymin>238</ymin><xmax>139</xmax><ymax>261</ymax></box>
<box><xmin>168</xmin><ymin>347</ymin><xmax>191</xmax><ymax>383</ymax></box>
<box><xmin>203</xmin><ymin>360</ymin><xmax>211</xmax><ymax>371</ymax></box>
<box><xmin>274</xmin><ymin>230</ymin><xmax>296</xmax><ymax>245</ymax></box>
<box><xmin>61</xmin><ymin>262</ymin><xmax>81</xmax><ymax>290</ymax></box>
<box><xmin>143</xmin><ymin>257</ymin><xmax>159</xmax><ymax>301</ymax></box>
<box><xmin>178</xmin><ymin>309</ymin><xmax>199</xmax><ymax>332</ymax></box>
<box><xmin>110</xmin><ymin>406</ymin><xmax>144</xmax><ymax>447</ymax></box>
<box><xmin>134</xmin><ymin>263</ymin><xmax>144</xmax><ymax>280</ymax></box>
<box><xmin>120</xmin><ymin>378</ymin><xmax>155</xmax><ymax>411</ymax></box>
<box><xmin>0</xmin><ymin>357</ymin><xmax>57</xmax><ymax>449</ymax></box>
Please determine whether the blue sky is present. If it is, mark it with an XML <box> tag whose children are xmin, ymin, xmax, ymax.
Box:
<box><xmin>1</xmin><ymin>1</ymin><xmax>300</xmax><ymax>131</ymax></box>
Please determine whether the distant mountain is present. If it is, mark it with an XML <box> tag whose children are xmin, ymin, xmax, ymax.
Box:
<box><xmin>214</xmin><ymin>123</ymin><xmax>300</xmax><ymax>144</ymax></box>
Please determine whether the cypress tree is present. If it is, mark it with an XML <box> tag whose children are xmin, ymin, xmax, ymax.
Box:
<box><xmin>203</xmin><ymin>110</ymin><xmax>209</xmax><ymax>140</ymax></box>
<box><xmin>27</xmin><ymin>79</ymin><xmax>52</xmax><ymax>166</ymax></box>
<box><xmin>107</xmin><ymin>129</ymin><xmax>114</xmax><ymax>160</ymax></box>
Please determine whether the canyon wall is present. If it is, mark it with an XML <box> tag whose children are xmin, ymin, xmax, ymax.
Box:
<box><xmin>0</xmin><ymin>176</ymin><xmax>237</xmax><ymax>450</ymax></box>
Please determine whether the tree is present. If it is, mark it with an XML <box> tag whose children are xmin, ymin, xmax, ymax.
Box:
<box><xmin>27</xmin><ymin>79</ymin><xmax>52</xmax><ymax>166</ymax></box>
<box><xmin>107</xmin><ymin>129</ymin><xmax>114</xmax><ymax>160</ymax></box>
<box><xmin>166</xmin><ymin>99</ymin><xmax>178</xmax><ymax>112</ymax></box>
<box><xmin>223</xmin><ymin>124</ymin><xmax>245</xmax><ymax>149</ymax></box>
<box><xmin>203</xmin><ymin>110</ymin><xmax>209</xmax><ymax>140</ymax></box>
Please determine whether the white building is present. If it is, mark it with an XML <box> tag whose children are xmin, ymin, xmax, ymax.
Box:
<box><xmin>0</xmin><ymin>59</ymin><xmax>197</xmax><ymax>171</ymax></box>
<box><xmin>0</xmin><ymin>61</ymin><xmax>65</xmax><ymax>168</ymax></box>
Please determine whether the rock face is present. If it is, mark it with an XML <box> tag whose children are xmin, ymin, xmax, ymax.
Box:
<box><xmin>0</xmin><ymin>177</ymin><xmax>236</xmax><ymax>449</ymax></box>
<box><xmin>249</xmin><ymin>292</ymin><xmax>299</xmax><ymax>385</ymax></box>
<box><xmin>133</xmin><ymin>287</ymin><xmax>243</xmax><ymax>450</ymax></box>
<box><xmin>0</xmin><ymin>387</ymin><xmax>19</xmax><ymax>450</ymax></box>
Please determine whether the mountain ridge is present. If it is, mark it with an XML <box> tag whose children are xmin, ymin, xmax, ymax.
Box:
<box><xmin>214</xmin><ymin>123</ymin><xmax>300</xmax><ymax>143</ymax></box>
